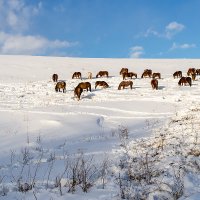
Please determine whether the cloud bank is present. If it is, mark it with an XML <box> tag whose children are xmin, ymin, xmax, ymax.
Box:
<box><xmin>0</xmin><ymin>0</ymin><xmax>77</xmax><ymax>56</ymax></box>
<box><xmin>129</xmin><ymin>46</ymin><xmax>144</xmax><ymax>58</ymax></box>
<box><xmin>0</xmin><ymin>32</ymin><xmax>78</xmax><ymax>55</ymax></box>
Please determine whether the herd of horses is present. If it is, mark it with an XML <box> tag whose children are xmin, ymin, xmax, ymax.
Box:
<box><xmin>52</xmin><ymin>67</ymin><xmax>198</xmax><ymax>100</ymax></box>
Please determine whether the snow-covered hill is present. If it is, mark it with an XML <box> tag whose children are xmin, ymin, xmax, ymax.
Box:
<box><xmin>0</xmin><ymin>55</ymin><xmax>200</xmax><ymax>199</ymax></box>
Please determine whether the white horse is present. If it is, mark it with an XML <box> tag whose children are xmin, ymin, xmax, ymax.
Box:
<box><xmin>88</xmin><ymin>72</ymin><xmax>92</xmax><ymax>79</ymax></box>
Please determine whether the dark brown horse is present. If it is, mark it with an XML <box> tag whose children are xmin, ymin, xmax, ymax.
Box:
<box><xmin>178</xmin><ymin>77</ymin><xmax>192</xmax><ymax>87</ymax></box>
<box><xmin>122</xmin><ymin>72</ymin><xmax>137</xmax><ymax>80</ymax></box>
<box><xmin>120</xmin><ymin>68</ymin><xmax>128</xmax><ymax>75</ymax></box>
<box><xmin>187</xmin><ymin>68</ymin><xmax>196</xmax><ymax>76</ymax></box>
<box><xmin>118</xmin><ymin>81</ymin><xmax>133</xmax><ymax>90</ymax></box>
<box><xmin>141</xmin><ymin>69</ymin><xmax>152</xmax><ymax>78</ymax></box>
<box><xmin>95</xmin><ymin>81</ymin><xmax>109</xmax><ymax>89</ymax></box>
<box><xmin>74</xmin><ymin>86</ymin><xmax>83</xmax><ymax>100</ymax></box>
<box><xmin>151</xmin><ymin>79</ymin><xmax>158</xmax><ymax>90</ymax></box>
<box><xmin>173</xmin><ymin>71</ymin><xmax>182</xmax><ymax>79</ymax></box>
<box><xmin>72</xmin><ymin>72</ymin><xmax>82</xmax><ymax>79</ymax></box>
<box><xmin>96</xmin><ymin>71</ymin><xmax>109</xmax><ymax>78</ymax></box>
<box><xmin>196</xmin><ymin>69</ymin><xmax>200</xmax><ymax>75</ymax></box>
<box><xmin>55</xmin><ymin>81</ymin><xmax>66</xmax><ymax>93</ymax></box>
<box><xmin>52</xmin><ymin>74</ymin><xmax>58</xmax><ymax>82</ymax></box>
<box><xmin>77</xmin><ymin>82</ymin><xmax>91</xmax><ymax>92</ymax></box>
<box><xmin>152</xmin><ymin>72</ymin><xmax>161</xmax><ymax>79</ymax></box>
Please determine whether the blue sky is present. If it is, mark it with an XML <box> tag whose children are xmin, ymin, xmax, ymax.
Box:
<box><xmin>0</xmin><ymin>0</ymin><xmax>199</xmax><ymax>58</ymax></box>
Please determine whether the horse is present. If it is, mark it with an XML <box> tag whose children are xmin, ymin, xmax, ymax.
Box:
<box><xmin>141</xmin><ymin>69</ymin><xmax>152</xmax><ymax>78</ymax></box>
<box><xmin>52</xmin><ymin>74</ymin><xmax>58</xmax><ymax>82</ymax></box>
<box><xmin>122</xmin><ymin>72</ymin><xmax>137</xmax><ymax>80</ymax></box>
<box><xmin>196</xmin><ymin>69</ymin><xmax>200</xmax><ymax>75</ymax></box>
<box><xmin>178</xmin><ymin>77</ymin><xmax>192</xmax><ymax>87</ymax></box>
<box><xmin>187</xmin><ymin>68</ymin><xmax>196</xmax><ymax>76</ymax></box>
<box><xmin>96</xmin><ymin>71</ymin><xmax>109</xmax><ymax>78</ymax></box>
<box><xmin>118</xmin><ymin>81</ymin><xmax>133</xmax><ymax>90</ymax></box>
<box><xmin>120</xmin><ymin>68</ymin><xmax>128</xmax><ymax>75</ymax></box>
<box><xmin>152</xmin><ymin>72</ymin><xmax>161</xmax><ymax>79</ymax></box>
<box><xmin>151</xmin><ymin>79</ymin><xmax>158</xmax><ymax>90</ymax></box>
<box><xmin>88</xmin><ymin>72</ymin><xmax>92</xmax><ymax>79</ymax></box>
<box><xmin>72</xmin><ymin>72</ymin><xmax>82</xmax><ymax>79</ymax></box>
<box><xmin>55</xmin><ymin>81</ymin><xmax>66</xmax><ymax>93</ymax></box>
<box><xmin>95</xmin><ymin>81</ymin><xmax>109</xmax><ymax>89</ymax></box>
<box><xmin>192</xmin><ymin>73</ymin><xmax>196</xmax><ymax>81</ymax></box>
<box><xmin>74</xmin><ymin>86</ymin><xmax>83</xmax><ymax>101</ymax></box>
<box><xmin>77</xmin><ymin>82</ymin><xmax>91</xmax><ymax>92</ymax></box>
<box><xmin>173</xmin><ymin>71</ymin><xmax>182</xmax><ymax>79</ymax></box>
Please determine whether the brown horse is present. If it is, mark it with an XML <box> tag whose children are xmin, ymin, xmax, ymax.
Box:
<box><xmin>178</xmin><ymin>77</ymin><xmax>192</xmax><ymax>87</ymax></box>
<box><xmin>196</xmin><ymin>69</ymin><xmax>200</xmax><ymax>75</ymax></box>
<box><xmin>191</xmin><ymin>73</ymin><xmax>196</xmax><ymax>81</ymax></box>
<box><xmin>151</xmin><ymin>79</ymin><xmax>158</xmax><ymax>90</ymax></box>
<box><xmin>173</xmin><ymin>71</ymin><xmax>182</xmax><ymax>79</ymax></box>
<box><xmin>55</xmin><ymin>81</ymin><xmax>66</xmax><ymax>93</ymax></box>
<box><xmin>74</xmin><ymin>86</ymin><xmax>83</xmax><ymax>100</ymax></box>
<box><xmin>52</xmin><ymin>74</ymin><xmax>58</xmax><ymax>82</ymax></box>
<box><xmin>187</xmin><ymin>68</ymin><xmax>196</xmax><ymax>76</ymax></box>
<box><xmin>118</xmin><ymin>81</ymin><xmax>133</xmax><ymax>90</ymax></box>
<box><xmin>152</xmin><ymin>72</ymin><xmax>161</xmax><ymax>79</ymax></box>
<box><xmin>120</xmin><ymin>68</ymin><xmax>128</xmax><ymax>75</ymax></box>
<box><xmin>122</xmin><ymin>72</ymin><xmax>137</xmax><ymax>80</ymax></box>
<box><xmin>77</xmin><ymin>82</ymin><xmax>91</xmax><ymax>92</ymax></box>
<box><xmin>141</xmin><ymin>69</ymin><xmax>152</xmax><ymax>78</ymax></box>
<box><xmin>95</xmin><ymin>81</ymin><xmax>109</xmax><ymax>89</ymax></box>
<box><xmin>72</xmin><ymin>72</ymin><xmax>82</xmax><ymax>79</ymax></box>
<box><xmin>96</xmin><ymin>71</ymin><xmax>109</xmax><ymax>78</ymax></box>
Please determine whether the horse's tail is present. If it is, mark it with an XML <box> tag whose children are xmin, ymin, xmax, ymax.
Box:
<box><xmin>118</xmin><ymin>84</ymin><xmax>121</xmax><ymax>90</ymax></box>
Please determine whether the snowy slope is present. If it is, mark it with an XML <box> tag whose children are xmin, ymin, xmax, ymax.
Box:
<box><xmin>0</xmin><ymin>55</ymin><xmax>200</xmax><ymax>199</ymax></box>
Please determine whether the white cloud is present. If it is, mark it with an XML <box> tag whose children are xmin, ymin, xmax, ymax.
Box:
<box><xmin>139</xmin><ymin>21</ymin><xmax>185</xmax><ymax>39</ymax></box>
<box><xmin>143</xmin><ymin>28</ymin><xmax>160</xmax><ymax>38</ymax></box>
<box><xmin>0</xmin><ymin>1</ymin><xmax>78</xmax><ymax>56</ymax></box>
<box><xmin>170</xmin><ymin>42</ymin><xmax>196</xmax><ymax>50</ymax></box>
<box><xmin>0</xmin><ymin>0</ymin><xmax>42</xmax><ymax>32</ymax></box>
<box><xmin>130</xmin><ymin>51</ymin><xmax>144</xmax><ymax>58</ymax></box>
<box><xmin>165</xmin><ymin>22</ymin><xmax>185</xmax><ymax>32</ymax></box>
<box><xmin>130</xmin><ymin>46</ymin><xmax>144</xmax><ymax>52</ymax></box>
<box><xmin>0</xmin><ymin>32</ymin><xmax>78</xmax><ymax>55</ymax></box>
<box><xmin>165</xmin><ymin>22</ymin><xmax>185</xmax><ymax>39</ymax></box>
<box><xmin>129</xmin><ymin>45</ymin><xmax>144</xmax><ymax>58</ymax></box>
